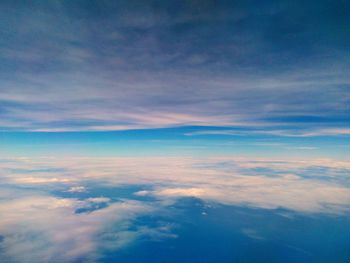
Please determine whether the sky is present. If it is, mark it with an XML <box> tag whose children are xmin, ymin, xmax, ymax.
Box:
<box><xmin>0</xmin><ymin>0</ymin><xmax>349</xmax><ymax>134</ymax></box>
<box><xmin>0</xmin><ymin>1</ymin><xmax>350</xmax><ymax>262</ymax></box>
<box><xmin>0</xmin><ymin>0</ymin><xmax>349</xmax><ymax>158</ymax></box>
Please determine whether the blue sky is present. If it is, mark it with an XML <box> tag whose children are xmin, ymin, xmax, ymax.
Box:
<box><xmin>0</xmin><ymin>0</ymin><xmax>349</xmax><ymax>159</ymax></box>
<box><xmin>0</xmin><ymin>0</ymin><xmax>349</xmax><ymax>138</ymax></box>
<box><xmin>0</xmin><ymin>127</ymin><xmax>349</xmax><ymax>159</ymax></box>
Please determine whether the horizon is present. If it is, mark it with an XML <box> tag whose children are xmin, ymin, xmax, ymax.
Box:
<box><xmin>0</xmin><ymin>1</ymin><xmax>349</xmax><ymax>262</ymax></box>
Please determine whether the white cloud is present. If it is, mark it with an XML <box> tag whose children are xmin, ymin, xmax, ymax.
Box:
<box><xmin>0</xmin><ymin>196</ymin><xmax>154</xmax><ymax>263</ymax></box>
<box><xmin>67</xmin><ymin>186</ymin><xmax>87</xmax><ymax>193</ymax></box>
<box><xmin>2</xmin><ymin>157</ymin><xmax>350</xmax><ymax>214</ymax></box>
<box><xmin>1</xmin><ymin>156</ymin><xmax>350</xmax><ymax>261</ymax></box>
<box><xmin>87</xmin><ymin>197</ymin><xmax>111</xmax><ymax>203</ymax></box>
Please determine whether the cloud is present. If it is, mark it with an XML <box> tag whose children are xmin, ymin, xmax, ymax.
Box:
<box><xmin>1</xmin><ymin>156</ymin><xmax>350</xmax><ymax>214</ymax></box>
<box><xmin>185</xmin><ymin>128</ymin><xmax>350</xmax><ymax>137</ymax></box>
<box><xmin>67</xmin><ymin>186</ymin><xmax>87</xmax><ymax>193</ymax></box>
<box><xmin>241</xmin><ymin>228</ymin><xmax>265</xmax><ymax>240</ymax></box>
<box><xmin>0</xmin><ymin>195</ymin><xmax>155</xmax><ymax>263</ymax></box>
<box><xmin>1</xmin><ymin>156</ymin><xmax>350</xmax><ymax>261</ymax></box>
<box><xmin>0</xmin><ymin>1</ymin><xmax>349</xmax><ymax>132</ymax></box>
<box><xmin>87</xmin><ymin>197</ymin><xmax>111</xmax><ymax>203</ymax></box>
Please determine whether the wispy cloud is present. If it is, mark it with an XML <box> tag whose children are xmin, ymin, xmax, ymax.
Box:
<box><xmin>185</xmin><ymin>128</ymin><xmax>350</xmax><ymax>137</ymax></box>
<box><xmin>0</xmin><ymin>1</ymin><xmax>349</xmax><ymax>132</ymax></box>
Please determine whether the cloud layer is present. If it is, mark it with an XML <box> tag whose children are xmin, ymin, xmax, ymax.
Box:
<box><xmin>0</xmin><ymin>0</ymin><xmax>349</xmax><ymax>132</ymax></box>
<box><xmin>1</xmin><ymin>156</ymin><xmax>350</xmax><ymax>262</ymax></box>
<box><xmin>0</xmin><ymin>196</ymin><xmax>153</xmax><ymax>263</ymax></box>
<box><xmin>1</xmin><ymin>156</ymin><xmax>350</xmax><ymax>213</ymax></box>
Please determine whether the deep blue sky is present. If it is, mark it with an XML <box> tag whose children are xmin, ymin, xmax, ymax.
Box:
<box><xmin>0</xmin><ymin>0</ymin><xmax>349</xmax><ymax>157</ymax></box>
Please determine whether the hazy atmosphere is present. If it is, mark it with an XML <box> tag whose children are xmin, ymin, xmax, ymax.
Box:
<box><xmin>0</xmin><ymin>1</ymin><xmax>349</xmax><ymax>262</ymax></box>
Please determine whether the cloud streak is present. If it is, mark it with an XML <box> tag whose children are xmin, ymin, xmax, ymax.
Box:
<box><xmin>185</xmin><ymin>128</ymin><xmax>350</xmax><ymax>137</ymax></box>
<box><xmin>0</xmin><ymin>0</ymin><xmax>349</xmax><ymax>132</ymax></box>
